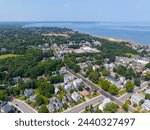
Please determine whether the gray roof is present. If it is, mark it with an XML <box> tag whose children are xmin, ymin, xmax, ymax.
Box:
<box><xmin>1</xmin><ymin>104</ymin><xmax>12</xmax><ymax>113</ymax></box>
<box><xmin>24</xmin><ymin>89</ymin><xmax>33</xmax><ymax>97</ymax></box>
<box><xmin>47</xmin><ymin>104</ymin><xmax>54</xmax><ymax>112</ymax></box>
<box><xmin>71</xmin><ymin>92</ymin><xmax>80</xmax><ymax>101</ymax></box>
<box><xmin>64</xmin><ymin>83</ymin><xmax>72</xmax><ymax>90</ymax></box>
<box><xmin>130</xmin><ymin>94</ymin><xmax>143</xmax><ymax>103</ymax></box>
<box><xmin>13</xmin><ymin>76</ymin><xmax>21</xmax><ymax>83</ymax></box>
<box><xmin>49</xmin><ymin>97</ymin><xmax>63</xmax><ymax>111</ymax></box>
<box><xmin>0</xmin><ymin>101</ymin><xmax>7</xmax><ymax>109</ymax></box>
<box><xmin>64</xmin><ymin>75</ymin><xmax>74</xmax><ymax>83</ymax></box>
<box><xmin>142</xmin><ymin>100</ymin><xmax>150</xmax><ymax>111</ymax></box>
<box><xmin>73</xmin><ymin>79</ymin><xmax>83</xmax><ymax>88</ymax></box>
<box><xmin>59</xmin><ymin>69</ymin><xmax>67</xmax><ymax>75</ymax></box>
<box><xmin>30</xmin><ymin>94</ymin><xmax>37</xmax><ymax>102</ymax></box>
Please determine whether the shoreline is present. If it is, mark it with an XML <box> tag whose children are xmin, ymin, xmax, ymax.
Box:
<box><xmin>79</xmin><ymin>30</ymin><xmax>149</xmax><ymax>47</ymax></box>
<box><xmin>94</xmin><ymin>35</ymin><xmax>150</xmax><ymax>48</ymax></box>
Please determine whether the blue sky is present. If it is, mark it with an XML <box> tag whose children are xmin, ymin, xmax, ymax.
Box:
<box><xmin>0</xmin><ymin>0</ymin><xmax>150</xmax><ymax>21</ymax></box>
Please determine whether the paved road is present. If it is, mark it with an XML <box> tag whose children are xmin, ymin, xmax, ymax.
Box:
<box><xmin>119</xmin><ymin>81</ymin><xmax>149</xmax><ymax>102</ymax></box>
<box><xmin>9</xmin><ymin>98</ymin><xmax>37</xmax><ymax>113</ymax></box>
<box><xmin>64</xmin><ymin>95</ymin><xmax>105</xmax><ymax>113</ymax></box>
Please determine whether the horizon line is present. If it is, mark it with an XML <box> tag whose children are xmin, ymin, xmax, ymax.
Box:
<box><xmin>1</xmin><ymin>21</ymin><xmax>150</xmax><ymax>23</ymax></box>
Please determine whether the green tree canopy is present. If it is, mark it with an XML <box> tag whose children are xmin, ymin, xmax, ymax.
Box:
<box><xmin>103</xmin><ymin>103</ymin><xmax>119</xmax><ymax>113</ymax></box>
<box><xmin>37</xmin><ymin>81</ymin><xmax>54</xmax><ymax>98</ymax></box>
<box><xmin>125</xmin><ymin>80</ymin><xmax>135</xmax><ymax>92</ymax></box>
<box><xmin>0</xmin><ymin>90</ymin><xmax>8</xmax><ymax>101</ymax></box>
<box><xmin>38</xmin><ymin>105</ymin><xmax>49</xmax><ymax>113</ymax></box>
<box><xmin>35</xmin><ymin>95</ymin><xmax>44</xmax><ymax>106</ymax></box>
<box><xmin>89</xmin><ymin>71</ymin><xmax>100</xmax><ymax>83</ymax></box>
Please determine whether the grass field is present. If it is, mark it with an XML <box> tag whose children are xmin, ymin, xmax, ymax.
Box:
<box><xmin>0</xmin><ymin>54</ymin><xmax>17</xmax><ymax>59</ymax></box>
<box><xmin>42</xmin><ymin>33</ymin><xmax>69</xmax><ymax>37</ymax></box>
<box><xmin>125</xmin><ymin>53</ymin><xmax>138</xmax><ymax>57</ymax></box>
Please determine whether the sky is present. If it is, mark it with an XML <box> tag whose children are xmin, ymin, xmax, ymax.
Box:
<box><xmin>0</xmin><ymin>0</ymin><xmax>150</xmax><ymax>22</ymax></box>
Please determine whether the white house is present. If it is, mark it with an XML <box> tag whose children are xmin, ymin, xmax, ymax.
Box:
<box><xmin>142</xmin><ymin>100</ymin><xmax>150</xmax><ymax>111</ymax></box>
<box><xmin>64</xmin><ymin>75</ymin><xmax>74</xmax><ymax>83</ymax></box>
<box><xmin>73</xmin><ymin>79</ymin><xmax>83</xmax><ymax>89</ymax></box>
<box><xmin>71</xmin><ymin>92</ymin><xmax>80</xmax><ymax>102</ymax></box>
<box><xmin>64</xmin><ymin>83</ymin><xmax>72</xmax><ymax>91</ymax></box>
<box><xmin>99</xmin><ymin>98</ymin><xmax>111</xmax><ymax>111</ymax></box>
<box><xmin>92</xmin><ymin>65</ymin><xmax>100</xmax><ymax>71</ymax></box>
<box><xmin>55</xmin><ymin>87</ymin><xmax>60</xmax><ymax>94</ymax></box>
<box><xmin>119</xmin><ymin>77</ymin><xmax>126</xmax><ymax>84</ymax></box>
<box><xmin>130</xmin><ymin>94</ymin><xmax>143</xmax><ymax>105</ymax></box>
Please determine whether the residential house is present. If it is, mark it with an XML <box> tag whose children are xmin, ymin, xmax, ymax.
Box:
<box><xmin>142</xmin><ymin>100</ymin><xmax>150</xmax><ymax>111</ymax></box>
<box><xmin>92</xmin><ymin>65</ymin><xmax>100</xmax><ymax>71</ymax></box>
<box><xmin>145</xmin><ymin>89</ymin><xmax>150</xmax><ymax>94</ymax></box>
<box><xmin>44</xmin><ymin>43</ymin><xmax>49</xmax><ymax>47</ymax></box>
<box><xmin>1</xmin><ymin>103</ymin><xmax>12</xmax><ymax>113</ymax></box>
<box><xmin>55</xmin><ymin>87</ymin><xmax>60</xmax><ymax>94</ymax></box>
<box><xmin>64</xmin><ymin>75</ymin><xmax>74</xmax><ymax>83</ymax></box>
<box><xmin>59</xmin><ymin>67</ymin><xmax>67</xmax><ymax>75</ymax></box>
<box><xmin>0</xmin><ymin>101</ymin><xmax>7</xmax><ymax>109</ymax></box>
<box><xmin>104</xmin><ymin>63</ymin><xmax>116</xmax><ymax>71</ymax></box>
<box><xmin>106</xmin><ymin>76</ymin><xmax>124</xmax><ymax>89</ymax></box>
<box><xmin>71</xmin><ymin>92</ymin><xmax>80</xmax><ymax>102</ymax></box>
<box><xmin>130</xmin><ymin>94</ymin><xmax>144</xmax><ymax>105</ymax></box>
<box><xmin>119</xmin><ymin>77</ymin><xmax>126</xmax><ymax>84</ymax></box>
<box><xmin>49</xmin><ymin>97</ymin><xmax>63</xmax><ymax>111</ymax></box>
<box><xmin>80</xmin><ymin>90</ymin><xmax>89</xmax><ymax>97</ymax></box>
<box><xmin>93</xmin><ymin>41</ymin><xmax>101</xmax><ymax>46</ymax></box>
<box><xmin>99</xmin><ymin>98</ymin><xmax>111</xmax><ymax>111</ymax></box>
<box><xmin>80</xmin><ymin>70</ymin><xmax>87</xmax><ymax>75</ymax></box>
<box><xmin>13</xmin><ymin>76</ymin><xmax>21</xmax><ymax>84</ymax></box>
<box><xmin>64</xmin><ymin>83</ymin><xmax>72</xmax><ymax>91</ymax></box>
<box><xmin>24</xmin><ymin>89</ymin><xmax>33</xmax><ymax>97</ymax></box>
<box><xmin>47</xmin><ymin>104</ymin><xmax>54</xmax><ymax>112</ymax></box>
<box><xmin>73</xmin><ymin>79</ymin><xmax>83</xmax><ymax>89</ymax></box>
<box><xmin>30</xmin><ymin>95</ymin><xmax>37</xmax><ymax>102</ymax></box>
<box><xmin>22</xmin><ymin>78</ymin><xmax>31</xmax><ymax>83</ymax></box>
<box><xmin>1</xmin><ymin>48</ymin><xmax>7</xmax><ymax>52</ymax></box>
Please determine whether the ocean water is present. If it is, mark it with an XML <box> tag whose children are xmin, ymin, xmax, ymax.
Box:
<box><xmin>25</xmin><ymin>22</ymin><xmax>150</xmax><ymax>45</ymax></box>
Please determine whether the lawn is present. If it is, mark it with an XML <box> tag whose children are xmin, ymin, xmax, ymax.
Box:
<box><xmin>0</xmin><ymin>54</ymin><xmax>17</xmax><ymax>59</ymax></box>
<box><xmin>87</xmin><ymin>94</ymin><xmax>93</xmax><ymax>99</ymax></box>
<box><xmin>117</xmin><ymin>89</ymin><xmax>126</xmax><ymax>97</ymax></box>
